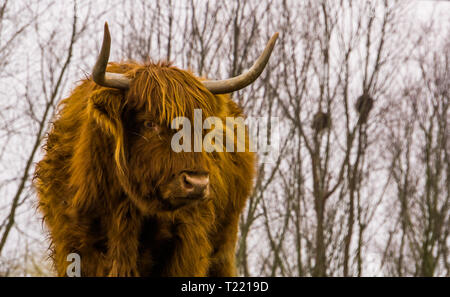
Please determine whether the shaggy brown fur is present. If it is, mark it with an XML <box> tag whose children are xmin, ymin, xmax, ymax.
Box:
<box><xmin>34</xmin><ymin>61</ymin><xmax>255</xmax><ymax>276</ymax></box>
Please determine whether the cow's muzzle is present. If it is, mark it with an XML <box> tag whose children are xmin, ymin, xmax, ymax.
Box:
<box><xmin>178</xmin><ymin>171</ymin><xmax>210</xmax><ymax>199</ymax></box>
<box><xmin>159</xmin><ymin>171</ymin><xmax>210</xmax><ymax>207</ymax></box>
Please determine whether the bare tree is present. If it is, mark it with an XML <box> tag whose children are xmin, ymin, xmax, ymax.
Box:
<box><xmin>265</xmin><ymin>0</ymin><xmax>413</xmax><ymax>276</ymax></box>
<box><xmin>0</xmin><ymin>0</ymin><xmax>98</xmax><ymax>274</ymax></box>
<box><xmin>382</xmin><ymin>26</ymin><xmax>449</xmax><ymax>276</ymax></box>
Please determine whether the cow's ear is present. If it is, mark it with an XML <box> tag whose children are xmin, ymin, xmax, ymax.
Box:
<box><xmin>87</xmin><ymin>88</ymin><xmax>126</xmax><ymax>136</ymax></box>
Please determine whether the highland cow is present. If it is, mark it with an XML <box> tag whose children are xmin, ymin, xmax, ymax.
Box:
<box><xmin>34</xmin><ymin>23</ymin><xmax>277</xmax><ymax>276</ymax></box>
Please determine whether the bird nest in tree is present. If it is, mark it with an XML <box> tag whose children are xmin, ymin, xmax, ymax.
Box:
<box><xmin>355</xmin><ymin>93</ymin><xmax>374</xmax><ymax>123</ymax></box>
<box><xmin>312</xmin><ymin>111</ymin><xmax>332</xmax><ymax>132</ymax></box>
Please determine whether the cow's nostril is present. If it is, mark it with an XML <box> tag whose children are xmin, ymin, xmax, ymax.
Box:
<box><xmin>182</xmin><ymin>174</ymin><xmax>194</xmax><ymax>189</ymax></box>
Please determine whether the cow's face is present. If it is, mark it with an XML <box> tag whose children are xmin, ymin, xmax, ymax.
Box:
<box><xmin>118</xmin><ymin>64</ymin><xmax>220</xmax><ymax>210</ymax></box>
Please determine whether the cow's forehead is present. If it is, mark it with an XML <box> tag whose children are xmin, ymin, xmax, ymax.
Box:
<box><xmin>122</xmin><ymin>62</ymin><xmax>218</xmax><ymax>124</ymax></box>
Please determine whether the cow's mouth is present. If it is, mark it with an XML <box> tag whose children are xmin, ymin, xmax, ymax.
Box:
<box><xmin>153</xmin><ymin>193</ymin><xmax>209</xmax><ymax>211</ymax></box>
<box><xmin>170</xmin><ymin>195</ymin><xmax>207</xmax><ymax>207</ymax></box>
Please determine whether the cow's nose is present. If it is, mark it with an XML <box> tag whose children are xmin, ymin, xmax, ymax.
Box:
<box><xmin>179</xmin><ymin>172</ymin><xmax>209</xmax><ymax>198</ymax></box>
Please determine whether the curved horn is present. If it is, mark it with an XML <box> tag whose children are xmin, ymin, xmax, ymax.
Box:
<box><xmin>203</xmin><ymin>32</ymin><xmax>279</xmax><ymax>94</ymax></box>
<box><xmin>92</xmin><ymin>22</ymin><xmax>131</xmax><ymax>89</ymax></box>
